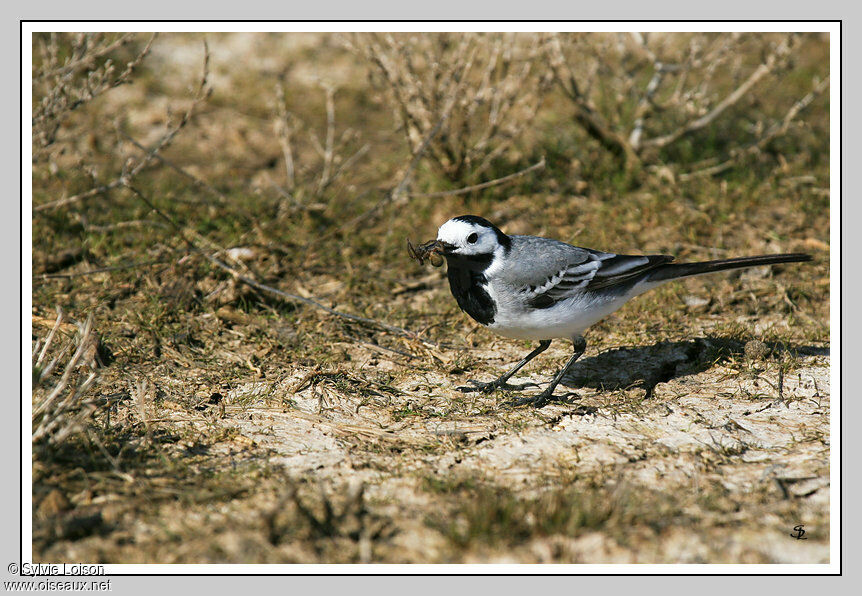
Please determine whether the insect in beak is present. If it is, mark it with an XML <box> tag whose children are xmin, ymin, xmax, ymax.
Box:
<box><xmin>407</xmin><ymin>238</ymin><xmax>448</xmax><ymax>267</ymax></box>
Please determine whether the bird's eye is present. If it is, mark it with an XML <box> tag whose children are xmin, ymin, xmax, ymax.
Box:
<box><xmin>467</xmin><ymin>233</ymin><xmax>479</xmax><ymax>244</ymax></box>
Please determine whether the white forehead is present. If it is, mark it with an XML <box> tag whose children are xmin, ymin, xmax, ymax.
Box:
<box><xmin>437</xmin><ymin>219</ymin><xmax>478</xmax><ymax>243</ymax></box>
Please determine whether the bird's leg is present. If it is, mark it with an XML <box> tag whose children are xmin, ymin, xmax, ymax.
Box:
<box><xmin>458</xmin><ymin>340</ymin><xmax>552</xmax><ymax>394</ymax></box>
<box><xmin>512</xmin><ymin>336</ymin><xmax>586</xmax><ymax>408</ymax></box>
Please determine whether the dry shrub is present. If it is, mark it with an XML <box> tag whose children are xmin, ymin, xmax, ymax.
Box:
<box><xmin>348</xmin><ymin>32</ymin><xmax>552</xmax><ymax>185</ymax></box>
<box><xmin>32</xmin><ymin>34</ymin><xmax>212</xmax><ymax>213</ymax></box>
<box><xmin>32</xmin><ymin>33</ymin><xmax>156</xmax><ymax>162</ymax></box>
<box><xmin>546</xmin><ymin>32</ymin><xmax>829</xmax><ymax>178</ymax></box>
<box><xmin>270</xmin><ymin>81</ymin><xmax>370</xmax><ymax>215</ymax></box>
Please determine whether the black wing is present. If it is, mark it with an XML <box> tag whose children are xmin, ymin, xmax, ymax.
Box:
<box><xmin>526</xmin><ymin>252</ymin><xmax>675</xmax><ymax>309</ymax></box>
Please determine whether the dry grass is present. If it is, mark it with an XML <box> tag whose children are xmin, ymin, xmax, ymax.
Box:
<box><xmin>30</xmin><ymin>31</ymin><xmax>830</xmax><ymax>565</ymax></box>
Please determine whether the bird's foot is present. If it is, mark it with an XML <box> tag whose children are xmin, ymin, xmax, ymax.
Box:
<box><xmin>456</xmin><ymin>379</ymin><xmax>537</xmax><ymax>394</ymax></box>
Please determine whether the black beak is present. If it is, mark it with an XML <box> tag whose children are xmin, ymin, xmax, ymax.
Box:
<box><xmin>435</xmin><ymin>240</ymin><xmax>456</xmax><ymax>255</ymax></box>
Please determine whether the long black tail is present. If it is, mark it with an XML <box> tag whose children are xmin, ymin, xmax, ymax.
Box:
<box><xmin>647</xmin><ymin>253</ymin><xmax>812</xmax><ymax>283</ymax></box>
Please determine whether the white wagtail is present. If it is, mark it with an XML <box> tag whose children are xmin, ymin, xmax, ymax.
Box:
<box><xmin>410</xmin><ymin>215</ymin><xmax>812</xmax><ymax>407</ymax></box>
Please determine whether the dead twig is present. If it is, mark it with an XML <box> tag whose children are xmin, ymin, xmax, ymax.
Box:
<box><xmin>547</xmin><ymin>32</ymin><xmax>810</xmax><ymax>177</ymax></box>
<box><xmin>33</xmin><ymin>33</ymin><xmax>158</xmax><ymax>152</ymax></box>
<box><xmin>34</xmin><ymin>33</ymin><xmax>137</xmax><ymax>82</ymax></box>
<box><xmin>34</xmin><ymin>39</ymin><xmax>210</xmax><ymax>213</ymax></box>
<box><xmin>351</xmin><ymin>33</ymin><xmax>549</xmax><ymax>184</ymax></box>
<box><xmin>317</xmin><ymin>84</ymin><xmax>336</xmax><ymax>195</ymax></box>
<box><xmin>124</xmin><ymin>183</ymin><xmax>443</xmax><ymax>350</ymax></box>
<box><xmin>207</xmin><ymin>255</ymin><xmax>442</xmax><ymax>349</ymax></box>
<box><xmin>641</xmin><ymin>36</ymin><xmax>795</xmax><ymax>150</ymax></box>
<box><xmin>332</xmin><ymin>94</ymin><xmax>455</xmax><ymax>236</ymax></box>
<box><xmin>33</xmin><ymin>258</ymin><xmax>171</xmax><ymax>282</ymax></box>
<box><xmin>274</xmin><ymin>81</ymin><xmax>297</xmax><ymax>191</ymax></box>
<box><xmin>118</xmin><ymin>130</ymin><xmax>229</xmax><ymax>205</ymax></box>
<box><xmin>679</xmin><ymin>75</ymin><xmax>829</xmax><ymax>180</ymax></box>
<box><xmin>546</xmin><ymin>33</ymin><xmax>641</xmax><ymax>171</ymax></box>
<box><xmin>409</xmin><ymin>156</ymin><xmax>545</xmax><ymax>198</ymax></box>
<box><xmin>35</xmin><ymin>308</ymin><xmax>65</xmax><ymax>372</ymax></box>
<box><xmin>271</xmin><ymin>82</ymin><xmax>369</xmax><ymax>212</ymax></box>
<box><xmin>33</xmin><ymin>313</ymin><xmax>103</xmax><ymax>446</ymax></box>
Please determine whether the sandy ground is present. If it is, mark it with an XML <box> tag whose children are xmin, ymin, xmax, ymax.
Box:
<box><xmin>192</xmin><ymin>338</ymin><xmax>830</xmax><ymax>563</ymax></box>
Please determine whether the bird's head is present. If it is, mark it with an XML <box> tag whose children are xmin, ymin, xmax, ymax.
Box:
<box><xmin>435</xmin><ymin>215</ymin><xmax>511</xmax><ymax>261</ymax></box>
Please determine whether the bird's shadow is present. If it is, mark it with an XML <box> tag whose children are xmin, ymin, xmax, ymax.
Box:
<box><xmin>561</xmin><ymin>337</ymin><xmax>828</xmax><ymax>397</ymax></box>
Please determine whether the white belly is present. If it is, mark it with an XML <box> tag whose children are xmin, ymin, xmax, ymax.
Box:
<box><xmin>484</xmin><ymin>281</ymin><xmax>660</xmax><ymax>341</ymax></box>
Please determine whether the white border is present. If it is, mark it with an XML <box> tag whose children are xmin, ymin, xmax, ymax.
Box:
<box><xmin>23</xmin><ymin>20</ymin><xmax>840</xmax><ymax>575</ymax></box>
<box><xmin>828</xmin><ymin>21</ymin><xmax>840</xmax><ymax>575</ymax></box>
<box><xmin>23</xmin><ymin>21</ymin><xmax>33</xmax><ymax>567</ymax></box>
<box><xmin>27</xmin><ymin>21</ymin><xmax>836</xmax><ymax>33</ymax></box>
